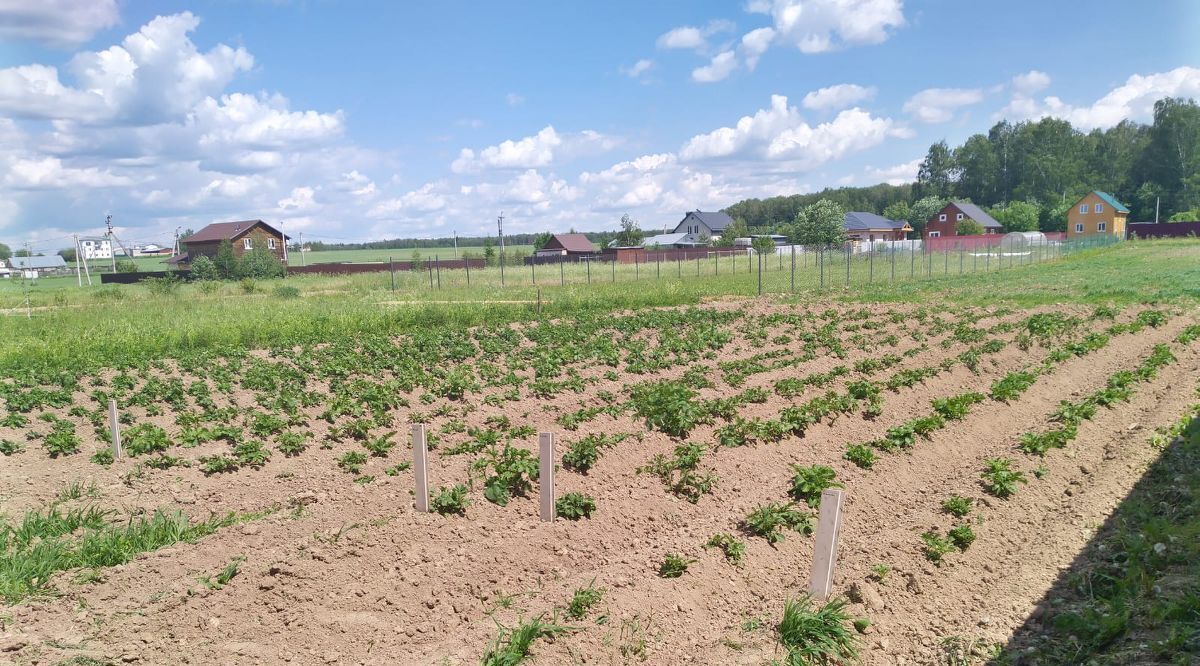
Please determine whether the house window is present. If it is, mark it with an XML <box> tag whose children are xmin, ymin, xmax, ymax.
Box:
<box><xmin>1094</xmin><ymin>203</ymin><xmax>1103</xmax><ymax>213</ymax></box>
<box><xmin>1098</xmin><ymin>222</ymin><xmax>1107</xmax><ymax>232</ymax></box>
<box><xmin>956</xmin><ymin>213</ymin><xmax>964</xmax><ymax>221</ymax></box>
<box><xmin>1075</xmin><ymin>223</ymin><xmax>1084</xmax><ymax>233</ymax></box>
<box><xmin>243</xmin><ymin>238</ymin><xmax>253</xmax><ymax>250</ymax></box>
<box><xmin>938</xmin><ymin>214</ymin><xmax>947</xmax><ymax>222</ymax></box>
<box><xmin>929</xmin><ymin>231</ymin><xmax>941</xmax><ymax>238</ymax></box>
<box><xmin>268</xmin><ymin>238</ymin><xmax>276</xmax><ymax>250</ymax></box>
<box><xmin>1079</xmin><ymin>204</ymin><xmax>1088</xmax><ymax>214</ymax></box>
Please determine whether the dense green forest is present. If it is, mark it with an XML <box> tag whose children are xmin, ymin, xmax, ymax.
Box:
<box><xmin>726</xmin><ymin>97</ymin><xmax>1200</xmax><ymax>233</ymax></box>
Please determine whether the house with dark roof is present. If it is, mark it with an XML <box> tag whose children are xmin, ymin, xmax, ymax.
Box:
<box><xmin>9</xmin><ymin>255</ymin><xmax>68</xmax><ymax>273</ymax></box>
<box><xmin>843</xmin><ymin>212</ymin><xmax>912</xmax><ymax>242</ymax></box>
<box><xmin>170</xmin><ymin>220</ymin><xmax>288</xmax><ymax>267</ymax></box>
<box><xmin>1067</xmin><ymin>191</ymin><xmax>1129</xmax><ymax>238</ymax></box>
<box><xmin>924</xmin><ymin>202</ymin><xmax>1003</xmax><ymax>240</ymax></box>
<box><xmin>671</xmin><ymin>210</ymin><xmax>733</xmax><ymax>244</ymax></box>
<box><xmin>535</xmin><ymin>233</ymin><xmax>598</xmax><ymax>257</ymax></box>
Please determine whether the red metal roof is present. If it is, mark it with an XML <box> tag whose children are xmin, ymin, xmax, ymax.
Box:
<box><xmin>187</xmin><ymin>220</ymin><xmax>287</xmax><ymax>243</ymax></box>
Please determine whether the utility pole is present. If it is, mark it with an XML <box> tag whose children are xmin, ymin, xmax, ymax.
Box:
<box><xmin>1155</xmin><ymin>197</ymin><xmax>1160</xmax><ymax>223</ymax></box>
<box><xmin>498</xmin><ymin>212</ymin><xmax>506</xmax><ymax>286</ymax></box>
<box><xmin>23</xmin><ymin>242</ymin><xmax>32</xmax><ymax>319</ymax></box>
<box><xmin>106</xmin><ymin>215</ymin><xmax>117</xmax><ymax>272</ymax></box>
<box><xmin>74</xmin><ymin>235</ymin><xmax>82</xmax><ymax>286</ymax></box>
<box><xmin>299</xmin><ymin>232</ymin><xmax>306</xmax><ymax>266</ymax></box>
<box><xmin>173</xmin><ymin>227</ymin><xmax>181</xmax><ymax>257</ymax></box>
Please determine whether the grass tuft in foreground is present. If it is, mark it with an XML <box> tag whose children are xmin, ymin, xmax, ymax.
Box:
<box><xmin>776</xmin><ymin>596</ymin><xmax>860</xmax><ymax>665</ymax></box>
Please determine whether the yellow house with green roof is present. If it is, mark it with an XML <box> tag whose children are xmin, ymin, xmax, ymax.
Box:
<box><xmin>1067</xmin><ymin>191</ymin><xmax>1129</xmax><ymax>238</ymax></box>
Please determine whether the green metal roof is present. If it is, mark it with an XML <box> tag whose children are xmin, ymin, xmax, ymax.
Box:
<box><xmin>1093</xmin><ymin>191</ymin><xmax>1130</xmax><ymax>213</ymax></box>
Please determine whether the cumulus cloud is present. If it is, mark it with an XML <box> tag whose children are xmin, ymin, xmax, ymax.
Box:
<box><xmin>863</xmin><ymin>158</ymin><xmax>921</xmax><ymax>186</ymax></box>
<box><xmin>370</xmin><ymin>182</ymin><xmax>448</xmax><ymax>217</ymax></box>
<box><xmin>451</xmin><ymin>126</ymin><xmax>617</xmax><ymax>173</ymax></box>
<box><xmin>748</xmin><ymin>0</ymin><xmax>905</xmax><ymax>54</ymax></box>
<box><xmin>802</xmin><ymin>83</ymin><xmax>876</xmax><ymax>111</ymax></box>
<box><xmin>506</xmin><ymin>92</ymin><xmax>525</xmax><ymax>106</ymax></box>
<box><xmin>739</xmin><ymin>27</ymin><xmax>776</xmax><ymax>70</ymax></box>
<box><xmin>4</xmin><ymin>156</ymin><xmax>131</xmax><ymax>189</ymax></box>
<box><xmin>903</xmin><ymin>87</ymin><xmax>984</xmax><ymax>123</ymax></box>
<box><xmin>0</xmin><ymin>12</ymin><xmax>254</xmax><ymax>125</ymax></box>
<box><xmin>656</xmin><ymin>19</ymin><xmax>736</xmax><ymax>52</ymax></box>
<box><xmin>692</xmin><ymin>51</ymin><xmax>738</xmax><ymax>83</ymax></box>
<box><xmin>679</xmin><ymin>94</ymin><xmax>901</xmax><ymax>165</ymax></box>
<box><xmin>998</xmin><ymin>66</ymin><xmax>1200</xmax><ymax>130</ymax></box>
<box><xmin>1012</xmin><ymin>70</ymin><xmax>1051</xmax><ymax>95</ymax></box>
<box><xmin>278</xmin><ymin>187</ymin><xmax>316</xmax><ymax>210</ymax></box>
<box><xmin>0</xmin><ymin>0</ymin><xmax>120</xmax><ymax>47</ymax></box>
<box><xmin>622</xmin><ymin>59</ymin><xmax>654</xmax><ymax>79</ymax></box>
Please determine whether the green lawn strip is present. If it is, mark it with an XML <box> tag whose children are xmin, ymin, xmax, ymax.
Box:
<box><xmin>999</xmin><ymin>397</ymin><xmax>1200</xmax><ymax>663</ymax></box>
<box><xmin>0</xmin><ymin>506</ymin><xmax>270</xmax><ymax>604</ymax></box>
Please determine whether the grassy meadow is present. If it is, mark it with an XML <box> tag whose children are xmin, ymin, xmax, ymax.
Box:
<box><xmin>1</xmin><ymin>237</ymin><xmax>1196</xmax><ymax>377</ymax></box>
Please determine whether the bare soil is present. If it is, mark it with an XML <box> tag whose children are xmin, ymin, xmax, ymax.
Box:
<box><xmin>1</xmin><ymin>299</ymin><xmax>1197</xmax><ymax>666</ymax></box>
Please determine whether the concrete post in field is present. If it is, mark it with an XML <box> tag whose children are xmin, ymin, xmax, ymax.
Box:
<box><xmin>539</xmin><ymin>432</ymin><xmax>555</xmax><ymax>522</ymax></box>
<box><xmin>808</xmin><ymin>488</ymin><xmax>845</xmax><ymax>600</ymax></box>
<box><xmin>412</xmin><ymin>424</ymin><xmax>429</xmax><ymax>513</ymax></box>
<box><xmin>108</xmin><ymin>399</ymin><xmax>122</xmax><ymax>460</ymax></box>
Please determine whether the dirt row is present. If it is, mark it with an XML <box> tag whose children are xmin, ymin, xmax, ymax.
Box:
<box><xmin>4</xmin><ymin>303</ymin><xmax>1195</xmax><ymax>665</ymax></box>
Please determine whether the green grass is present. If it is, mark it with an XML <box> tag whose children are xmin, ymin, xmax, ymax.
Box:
<box><xmin>776</xmin><ymin>596</ymin><xmax>860</xmax><ymax>665</ymax></box>
<box><xmin>1001</xmin><ymin>401</ymin><xmax>1200</xmax><ymax>664</ymax></box>
<box><xmin>2</xmin><ymin>238</ymin><xmax>1196</xmax><ymax>379</ymax></box>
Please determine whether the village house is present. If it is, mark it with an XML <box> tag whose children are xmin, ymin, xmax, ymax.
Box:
<box><xmin>843</xmin><ymin>212</ymin><xmax>912</xmax><ymax>243</ymax></box>
<box><xmin>924</xmin><ymin>202</ymin><xmax>1003</xmax><ymax>239</ymax></box>
<box><xmin>170</xmin><ymin>220</ymin><xmax>288</xmax><ymax>268</ymax></box>
<box><xmin>534</xmin><ymin>233</ymin><xmax>598</xmax><ymax>258</ymax></box>
<box><xmin>671</xmin><ymin>210</ymin><xmax>733</xmax><ymax>244</ymax></box>
<box><xmin>1066</xmin><ymin>191</ymin><xmax>1129</xmax><ymax>238</ymax></box>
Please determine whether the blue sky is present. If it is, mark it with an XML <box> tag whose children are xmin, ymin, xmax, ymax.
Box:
<box><xmin>0</xmin><ymin>0</ymin><xmax>1197</xmax><ymax>251</ymax></box>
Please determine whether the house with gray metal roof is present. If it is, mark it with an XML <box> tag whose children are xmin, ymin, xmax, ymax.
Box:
<box><xmin>670</xmin><ymin>210</ymin><xmax>734</xmax><ymax>245</ymax></box>
<box><xmin>9</xmin><ymin>255</ymin><xmax>68</xmax><ymax>271</ymax></box>
<box><xmin>843</xmin><ymin>212</ymin><xmax>912</xmax><ymax>242</ymax></box>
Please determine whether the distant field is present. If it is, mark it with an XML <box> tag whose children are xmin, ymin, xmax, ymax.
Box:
<box><xmin>292</xmin><ymin>245</ymin><xmax>535</xmax><ymax>264</ymax></box>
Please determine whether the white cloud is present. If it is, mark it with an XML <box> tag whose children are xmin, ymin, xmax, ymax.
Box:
<box><xmin>656</xmin><ymin>19</ymin><xmax>736</xmax><ymax>52</ymax></box>
<box><xmin>739</xmin><ymin>27</ymin><xmax>776</xmax><ymax>70</ymax></box>
<box><xmin>622</xmin><ymin>59</ymin><xmax>654</xmax><ymax>79</ymax></box>
<box><xmin>679</xmin><ymin>94</ymin><xmax>900</xmax><ymax>166</ymax></box>
<box><xmin>278</xmin><ymin>186</ymin><xmax>316</xmax><ymax>210</ymax></box>
<box><xmin>451</xmin><ymin>126</ymin><xmax>617</xmax><ymax>173</ymax></box>
<box><xmin>193</xmin><ymin>93</ymin><xmax>344</xmax><ymax>151</ymax></box>
<box><xmin>4</xmin><ymin>156</ymin><xmax>131</xmax><ymax>189</ymax></box>
<box><xmin>506</xmin><ymin>92</ymin><xmax>525</xmax><ymax>106</ymax></box>
<box><xmin>1012</xmin><ymin>70</ymin><xmax>1051</xmax><ymax>95</ymax></box>
<box><xmin>999</xmin><ymin>66</ymin><xmax>1200</xmax><ymax>130</ymax></box>
<box><xmin>749</xmin><ymin>0</ymin><xmax>905</xmax><ymax>54</ymax></box>
<box><xmin>338</xmin><ymin>170</ymin><xmax>376</xmax><ymax>197</ymax></box>
<box><xmin>692</xmin><ymin>51</ymin><xmax>738</xmax><ymax>83</ymax></box>
<box><xmin>370</xmin><ymin>182</ymin><xmax>448</xmax><ymax>217</ymax></box>
<box><xmin>864</xmin><ymin>158</ymin><xmax>921</xmax><ymax>186</ymax></box>
<box><xmin>903</xmin><ymin>87</ymin><xmax>984</xmax><ymax>123</ymax></box>
<box><xmin>0</xmin><ymin>12</ymin><xmax>254</xmax><ymax>125</ymax></box>
<box><xmin>802</xmin><ymin>83</ymin><xmax>876</xmax><ymax>111</ymax></box>
<box><xmin>0</xmin><ymin>0</ymin><xmax>120</xmax><ymax>47</ymax></box>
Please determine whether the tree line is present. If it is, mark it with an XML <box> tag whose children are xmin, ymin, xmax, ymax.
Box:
<box><xmin>725</xmin><ymin>96</ymin><xmax>1200</xmax><ymax>234</ymax></box>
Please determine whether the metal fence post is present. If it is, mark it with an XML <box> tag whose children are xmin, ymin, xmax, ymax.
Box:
<box><xmin>845</xmin><ymin>245</ymin><xmax>850</xmax><ymax>286</ymax></box>
<box><xmin>560</xmin><ymin>259</ymin><xmax>564</xmax><ymax>286</ymax></box>
<box><xmin>790</xmin><ymin>245</ymin><xmax>796</xmax><ymax>292</ymax></box>
<box><xmin>465</xmin><ymin>259</ymin><xmax>471</xmax><ymax>286</ymax></box>
<box><xmin>757</xmin><ymin>251</ymin><xmax>763</xmax><ymax>295</ymax></box>
<box><xmin>389</xmin><ymin>256</ymin><xmax>395</xmax><ymax>292</ymax></box>
<box><xmin>819</xmin><ymin>247</ymin><xmax>825</xmax><ymax>289</ymax></box>
<box><xmin>869</xmin><ymin>246</ymin><xmax>874</xmax><ymax>284</ymax></box>
<box><xmin>435</xmin><ymin>257</ymin><xmax>441</xmax><ymax>289</ymax></box>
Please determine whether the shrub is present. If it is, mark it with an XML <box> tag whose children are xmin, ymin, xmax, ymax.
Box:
<box><xmin>743</xmin><ymin>503</ymin><xmax>813</xmax><ymax>544</ymax></box>
<box><xmin>189</xmin><ymin>255</ymin><xmax>219</xmax><ymax>281</ymax></box>
<box><xmin>555</xmin><ymin>492</ymin><xmax>596</xmax><ymax>520</ymax></box>
<box><xmin>142</xmin><ymin>275</ymin><xmax>181</xmax><ymax>296</ymax></box>
<box><xmin>272</xmin><ymin>285</ymin><xmax>300</xmax><ymax>299</ymax></box>
<box><xmin>788</xmin><ymin>464</ymin><xmax>843</xmax><ymax>507</ymax></box>
<box><xmin>565</xmin><ymin>582</ymin><xmax>604</xmax><ymax>620</ymax></box>
<box><xmin>948</xmin><ymin>523</ymin><xmax>976</xmax><ymax>550</ymax></box>
<box><xmin>981</xmin><ymin>458</ymin><xmax>1027</xmax><ymax>498</ymax></box>
<box><xmin>777</xmin><ymin>597</ymin><xmax>859</xmax><ymax>665</ymax></box>
<box><xmin>941</xmin><ymin>495</ymin><xmax>973</xmax><ymax>518</ymax></box>
<box><xmin>428</xmin><ymin>484</ymin><xmax>470</xmax><ymax>515</ymax></box>
<box><xmin>658</xmin><ymin>553</ymin><xmax>694</xmax><ymax>578</ymax></box>
<box><xmin>630</xmin><ymin>380</ymin><xmax>703</xmax><ymax>437</ymax></box>
<box><xmin>474</xmin><ymin>444</ymin><xmax>539</xmax><ymax>506</ymax></box>
<box><xmin>239</xmin><ymin>278</ymin><xmax>258</xmax><ymax>294</ymax></box>
<box><xmin>844</xmin><ymin>443</ymin><xmax>877</xmax><ymax>469</ymax></box>
<box><xmin>921</xmin><ymin>531</ymin><xmax>955</xmax><ymax>564</ymax></box>
<box><xmin>705</xmin><ymin>533</ymin><xmax>746</xmax><ymax>564</ymax></box>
